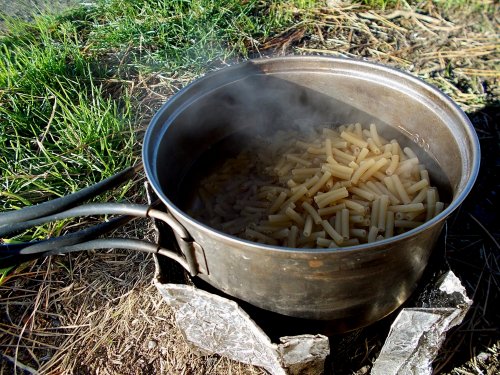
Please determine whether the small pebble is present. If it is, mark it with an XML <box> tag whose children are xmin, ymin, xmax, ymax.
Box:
<box><xmin>477</xmin><ymin>351</ymin><xmax>490</xmax><ymax>362</ymax></box>
<box><xmin>148</xmin><ymin>340</ymin><xmax>158</xmax><ymax>350</ymax></box>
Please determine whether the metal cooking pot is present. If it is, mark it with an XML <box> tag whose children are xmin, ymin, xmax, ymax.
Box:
<box><xmin>0</xmin><ymin>56</ymin><xmax>480</xmax><ymax>332</ymax></box>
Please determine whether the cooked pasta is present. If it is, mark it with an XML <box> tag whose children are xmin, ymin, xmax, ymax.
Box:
<box><xmin>189</xmin><ymin>123</ymin><xmax>448</xmax><ymax>248</ymax></box>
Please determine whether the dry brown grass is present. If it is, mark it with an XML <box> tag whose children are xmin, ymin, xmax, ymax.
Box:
<box><xmin>1</xmin><ymin>2</ymin><xmax>499</xmax><ymax>374</ymax></box>
<box><xmin>0</xmin><ymin>223</ymin><xmax>267</xmax><ymax>374</ymax></box>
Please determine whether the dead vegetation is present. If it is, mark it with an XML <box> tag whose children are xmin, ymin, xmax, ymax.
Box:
<box><xmin>1</xmin><ymin>1</ymin><xmax>498</xmax><ymax>374</ymax></box>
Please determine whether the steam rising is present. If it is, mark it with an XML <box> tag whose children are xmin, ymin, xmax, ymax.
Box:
<box><xmin>153</xmin><ymin>60</ymin><xmax>452</xmax><ymax>205</ymax></box>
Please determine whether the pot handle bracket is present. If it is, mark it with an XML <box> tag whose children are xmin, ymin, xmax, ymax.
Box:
<box><xmin>176</xmin><ymin>233</ymin><xmax>209</xmax><ymax>276</ymax></box>
<box><xmin>146</xmin><ymin>207</ymin><xmax>208</xmax><ymax>276</ymax></box>
<box><xmin>0</xmin><ymin>204</ymin><xmax>207</xmax><ymax>277</ymax></box>
<box><xmin>0</xmin><ymin>166</ymin><xmax>207</xmax><ymax>277</ymax></box>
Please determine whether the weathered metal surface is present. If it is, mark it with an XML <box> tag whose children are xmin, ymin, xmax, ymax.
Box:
<box><xmin>143</xmin><ymin>56</ymin><xmax>480</xmax><ymax>328</ymax></box>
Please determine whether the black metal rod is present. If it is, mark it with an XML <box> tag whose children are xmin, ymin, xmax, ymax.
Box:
<box><xmin>1</xmin><ymin>239</ymin><xmax>190</xmax><ymax>273</ymax></box>
<box><xmin>41</xmin><ymin>239</ymin><xmax>190</xmax><ymax>272</ymax></box>
<box><xmin>0</xmin><ymin>216</ymin><xmax>133</xmax><ymax>266</ymax></box>
<box><xmin>7</xmin><ymin>215</ymin><xmax>133</xmax><ymax>255</ymax></box>
<box><xmin>0</xmin><ymin>203</ymin><xmax>150</xmax><ymax>237</ymax></box>
<box><xmin>0</xmin><ymin>164</ymin><xmax>142</xmax><ymax>226</ymax></box>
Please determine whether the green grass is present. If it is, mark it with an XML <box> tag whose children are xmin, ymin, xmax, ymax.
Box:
<box><xmin>0</xmin><ymin>13</ymin><xmax>139</xmax><ymax>246</ymax></box>
<box><xmin>75</xmin><ymin>0</ymin><xmax>318</xmax><ymax>74</ymax></box>
<box><xmin>0</xmin><ymin>0</ymin><xmax>319</xmax><ymax>240</ymax></box>
<box><xmin>0</xmin><ymin>16</ymin><xmax>137</xmax><ymax>208</ymax></box>
<box><xmin>353</xmin><ymin>0</ymin><xmax>402</xmax><ymax>9</ymax></box>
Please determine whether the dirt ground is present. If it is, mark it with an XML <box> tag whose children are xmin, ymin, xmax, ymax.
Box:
<box><xmin>1</xmin><ymin>1</ymin><xmax>499</xmax><ymax>374</ymax></box>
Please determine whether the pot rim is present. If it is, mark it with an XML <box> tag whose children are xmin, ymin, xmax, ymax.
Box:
<box><xmin>143</xmin><ymin>55</ymin><xmax>480</xmax><ymax>255</ymax></box>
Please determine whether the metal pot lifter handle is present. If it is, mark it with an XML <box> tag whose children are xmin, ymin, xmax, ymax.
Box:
<box><xmin>0</xmin><ymin>164</ymin><xmax>143</xmax><ymax>225</ymax></box>
<box><xmin>1</xmin><ymin>215</ymin><xmax>133</xmax><ymax>266</ymax></box>
<box><xmin>0</xmin><ymin>203</ymin><xmax>200</xmax><ymax>275</ymax></box>
<box><xmin>0</xmin><ymin>165</ymin><xmax>202</xmax><ymax>275</ymax></box>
